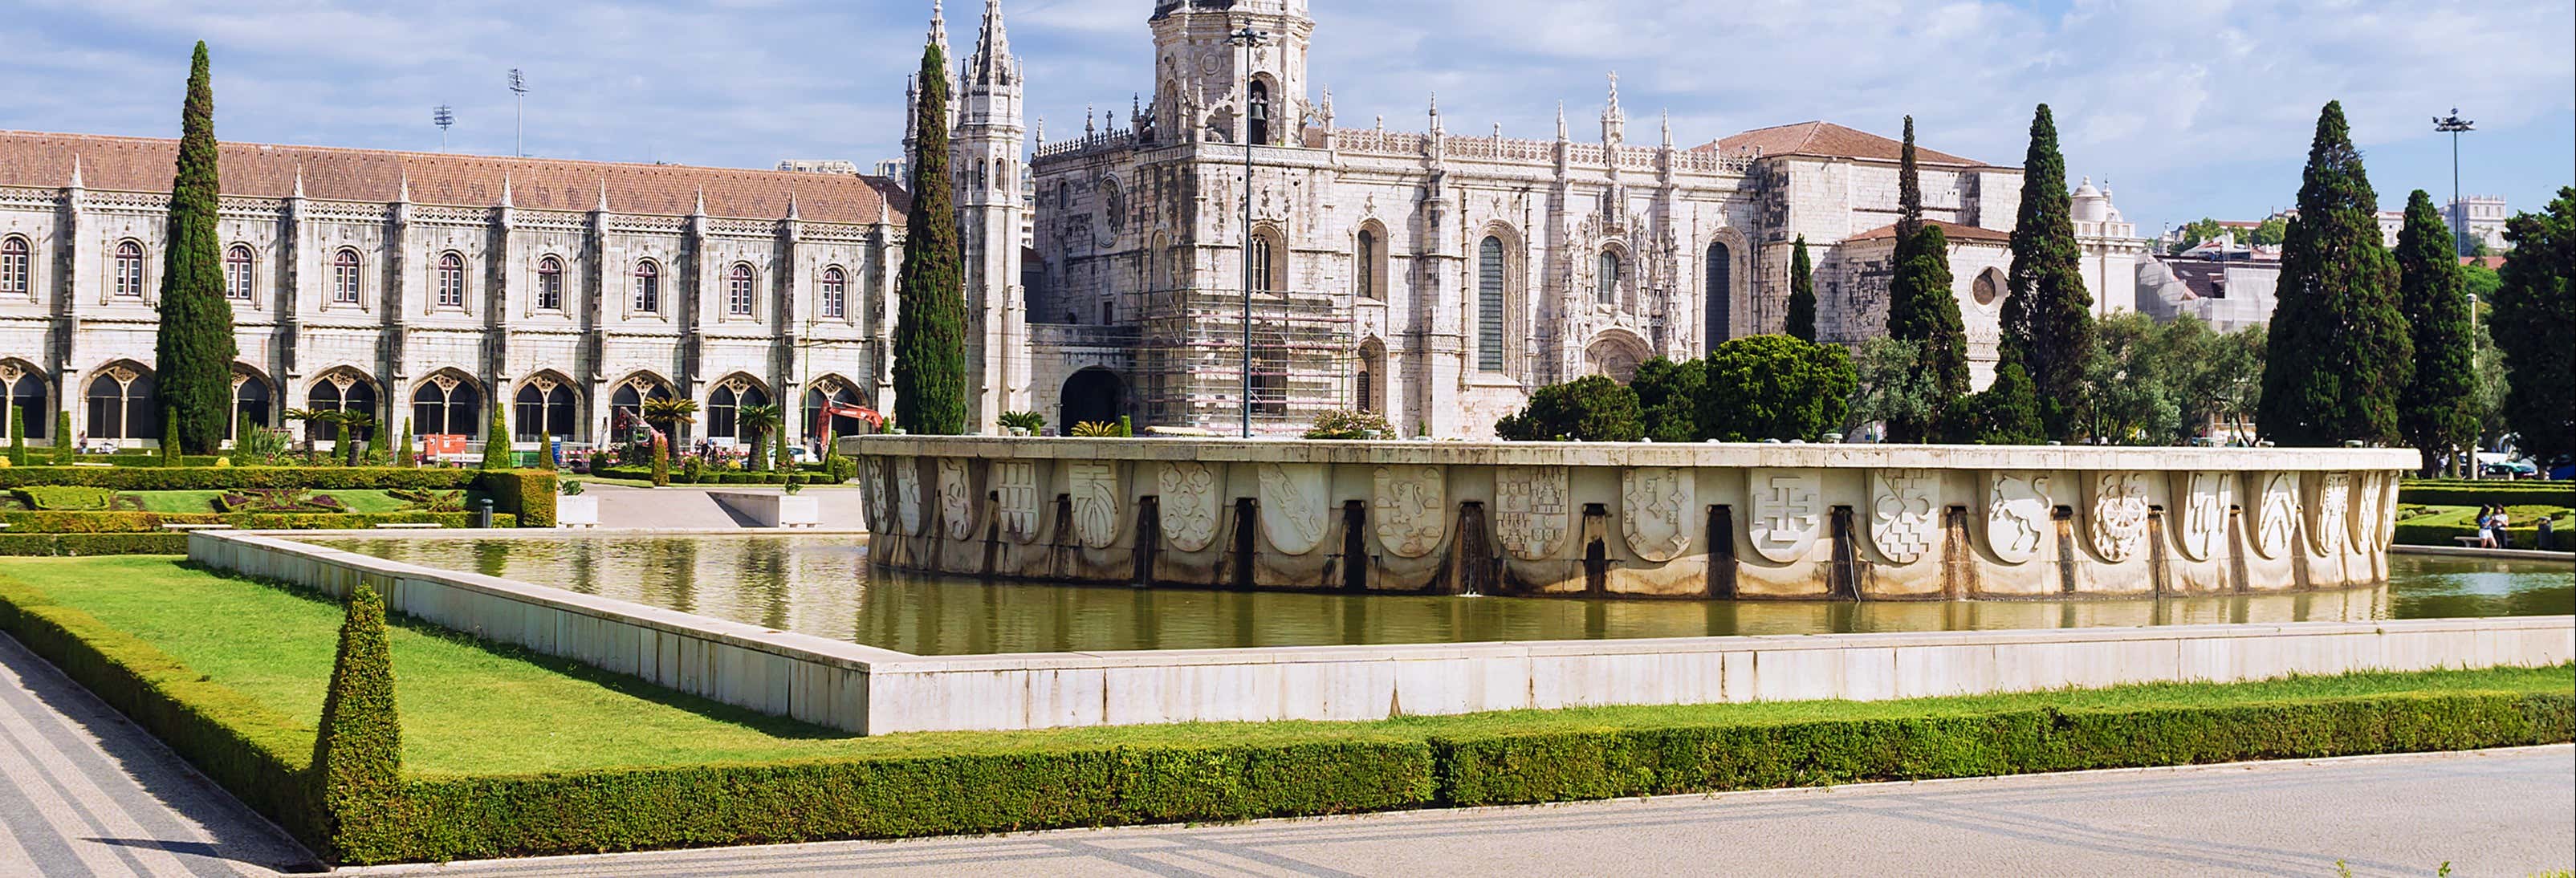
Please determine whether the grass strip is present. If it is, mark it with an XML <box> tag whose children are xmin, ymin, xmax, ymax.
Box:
<box><xmin>0</xmin><ymin>556</ymin><xmax>2567</xmax><ymax>864</ymax></box>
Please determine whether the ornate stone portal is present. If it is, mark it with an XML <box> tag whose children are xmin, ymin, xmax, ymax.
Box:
<box><xmin>853</xmin><ymin>437</ymin><xmax>2412</xmax><ymax>600</ymax></box>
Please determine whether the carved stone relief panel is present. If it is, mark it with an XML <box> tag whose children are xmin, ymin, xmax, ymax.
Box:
<box><xmin>2175</xmin><ymin>471</ymin><xmax>2233</xmax><ymax>562</ymax></box>
<box><xmin>936</xmin><ymin>457</ymin><xmax>975</xmax><ymax>540</ymax></box>
<box><xmin>894</xmin><ymin>457</ymin><xmax>924</xmax><ymax>537</ymax></box>
<box><xmin>1157</xmin><ymin>461</ymin><xmax>1220</xmax><ymax>553</ymax></box>
<box><xmin>1622</xmin><ymin>467</ymin><xmax>1695</xmax><ymax>563</ymax></box>
<box><xmin>2087</xmin><ymin>471</ymin><xmax>2152</xmax><ymax>563</ymax></box>
<box><xmin>1372</xmin><ymin>465</ymin><xmax>1447</xmax><ymax>559</ymax></box>
<box><xmin>1258</xmin><ymin>462</ymin><xmax>1330</xmax><ymax>556</ymax></box>
<box><xmin>995</xmin><ymin>461</ymin><xmax>1040</xmax><ymax>543</ymax></box>
<box><xmin>2308</xmin><ymin>471</ymin><xmax>2350</xmax><ymax>555</ymax></box>
<box><xmin>1495</xmin><ymin>465</ymin><xmax>1571</xmax><ymax>561</ymax></box>
<box><xmin>1869</xmin><ymin>468</ymin><xmax>1939</xmax><ymax>564</ymax></box>
<box><xmin>2249</xmin><ymin>471</ymin><xmax>2299</xmax><ymax>559</ymax></box>
<box><xmin>2350</xmin><ymin>471</ymin><xmax>2389</xmax><ymax>552</ymax></box>
<box><xmin>1747</xmin><ymin>468</ymin><xmax>1824</xmax><ymax>563</ymax></box>
<box><xmin>1067</xmin><ymin>461</ymin><xmax>1121</xmax><ymax>550</ymax></box>
<box><xmin>1984</xmin><ymin>470</ymin><xmax>2055</xmax><ymax>564</ymax></box>
<box><xmin>860</xmin><ymin>457</ymin><xmax>888</xmax><ymax>535</ymax></box>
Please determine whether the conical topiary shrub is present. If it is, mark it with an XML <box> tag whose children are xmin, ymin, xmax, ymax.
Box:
<box><xmin>311</xmin><ymin>582</ymin><xmax>401</xmax><ymax>864</ymax></box>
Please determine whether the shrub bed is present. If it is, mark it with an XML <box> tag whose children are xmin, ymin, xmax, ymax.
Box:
<box><xmin>591</xmin><ymin>465</ymin><xmax>797</xmax><ymax>486</ymax></box>
<box><xmin>1</xmin><ymin>511</ymin><xmax>513</xmax><ymax>534</ymax></box>
<box><xmin>2399</xmin><ymin>479</ymin><xmax>2576</xmax><ymax>508</ymax></box>
<box><xmin>0</xmin><ymin>467</ymin><xmax>552</xmax><ymax>526</ymax></box>
<box><xmin>0</xmin><ymin>533</ymin><xmax>191</xmax><ymax>555</ymax></box>
<box><xmin>12</xmin><ymin>486</ymin><xmax>123</xmax><ymax>510</ymax></box>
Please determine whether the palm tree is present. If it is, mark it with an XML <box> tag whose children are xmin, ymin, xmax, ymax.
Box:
<box><xmin>639</xmin><ymin>397</ymin><xmax>698</xmax><ymax>472</ymax></box>
<box><xmin>335</xmin><ymin>411</ymin><xmax>376</xmax><ymax>466</ymax></box>
<box><xmin>735</xmin><ymin>403</ymin><xmax>782</xmax><ymax>471</ymax></box>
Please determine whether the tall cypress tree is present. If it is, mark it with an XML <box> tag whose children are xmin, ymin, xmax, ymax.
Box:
<box><xmin>1882</xmin><ymin>118</ymin><xmax>1968</xmax><ymax>441</ymax></box>
<box><xmin>1785</xmin><ymin>235</ymin><xmax>1817</xmax><ymax>342</ymax></box>
<box><xmin>892</xmin><ymin>43</ymin><xmax>969</xmax><ymax>436</ymax></box>
<box><xmin>1895</xmin><ymin>116</ymin><xmax>1923</xmax><ymax>242</ymax></box>
<box><xmin>2395</xmin><ymin>189</ymin><xmax>2480</xmax><ymax>474</ymax></box>
<box><xmin>2489</xmin><ymin>187</ymin><xmax>2576</xmax><ymax>461</ymax></box>
<box><xmin>2000</xmin><ymin>104</ymin><xmax>2094</xmax><ymax>441</ymax></box>
<box><xmin>2258</xmin><ymin>101</ymin><xmax>2411</xmax><ymax>446</ymax></box>
<box><xmin>153</xmin><ymin>42</ymin><xmax>237</xmax><ymax>456</ymax></box>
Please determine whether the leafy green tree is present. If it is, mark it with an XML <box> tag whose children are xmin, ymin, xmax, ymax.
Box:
<box><xmin>1846</xmin><ymin>337</ymin><xmax>1942</xmax><ymax>441</ymax></box>
<box><xmin>1697</xmin><ymin>335</ymin><xmax>1855</xmax><ymax>442</ymax></box>
<box><xmin>2461</xmin><ymin>262</ymin><xmax>2501</xmax><ymax>302</ymax></box>
<box><xmin>2168</xmin><ymin>217</ymin><xmax>2285</xmax><ymax>254</ymax></box>
<box><xmin>2394</xmin><ymin>189</ymin><xmax>2482</xmax><ymax>474</ymax></box>
<box><xmin>1495</xmin><ymin>376</ymin><xmax>1644</xmax><ymax>441</ymax></box>
<box><xmin>2258</xmin><ymin>101</ymin><xmax>2411</xmax><ymax>446</ymax></box>
<box><xmin>1785</xmin><ymin>236</ymin><xmax>1817</xmax><ymax>342</ymax></box>
<box><xmin>2161</xmin><ymin>316</ymin><xmax>2265</xmax><ymax>445</ymax></box>
<box><xmin>1951</xmin><ymin>360</ymin><xmax>2043</xmax><ymax>445</ymax></box>
<box><xmin>2489</xmin><ymin>186</ymin><xmax>2576</xmax><ymax>461</ymax></box>
<box><xmin>1886</xmin><ymin>224</ymin><xmax>1968</xmax><ymax>440</ymax></box>
<box><xmin>1630</xmin><ymin>356</ymin><xmax>1705</xmax><ymax>442</ymax></box>
<box><xmin>2000</xmin><ymin>104</ymin><xmax>2094</xmax><ymax>441</ymax></box>
<box><xmin>2082</xmin><ymin>313</ymin><xmax>2183</xmax><ymax>444</ymax></box>
<box><xmin>311</xmin><ymin>583</ymin><xmax>400</xmax><ymax>862</ymax></box>
<box><xmin>736</xmin><ymin>403</ymin><xmax>782</xmax><ymax>471</ymax></box>
<box><xmin>892</xmin><ymin>42</ymin><xmax>970</xmax><ymax>436</ymax></box>
<box><xmin>152</xmin><ymin>42</ymin><xmax>238</xmax><ymax>456</ymax></box>
<box><xmin>481</xmin><ymin>404</ymin><xmax>510</xmax><ymax>470</ymax></box>
<box><xmin>1896</xmin><ymin>116</ymin><xmax>1923</xmax><ymax>242</ymax></box>
<box><xmin>7</xmin><ymin>408</ymin><xmax>24</xmax><ymax>466</ymax></box>
<box><xmin>396</xmin><ymin>423</ymin><xmax>415</xmax><ymax>469</ymax></box>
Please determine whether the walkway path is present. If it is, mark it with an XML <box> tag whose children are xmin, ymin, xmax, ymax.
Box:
<box><xmin>586</xmin><ymin>483</ymin><xmax>868</xmax><ymax>530</ymax></box>
<box><xmin>3</xmin><ymin>624</ymin><xmax>2567</xmax><ymax>876</ymax></box>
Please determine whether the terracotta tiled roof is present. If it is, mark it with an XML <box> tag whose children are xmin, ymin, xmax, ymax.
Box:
<box><xmin>0</xmin><ymin>129</ymin><xmax>905</xmax><ymax>224</ymax></box>
<box><xmin>2459</xmin><ymin>255</ymin><xmax>2507</xmax><ymax>270</ymax></box>
<box><xmin>1696</xmin><ymin>121</ymin><xmax>1992</xmax><ymax>168</ymax></box>
<box><xmin>1844</xmin><ymin>219</ymin><xmax>2012</xmax><ymax>245</ymax></box>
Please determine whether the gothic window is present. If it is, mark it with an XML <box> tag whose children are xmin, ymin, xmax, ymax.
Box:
<box><xmin>1706</xmin><ymin>241</ymin><xmax>1732</xmax><ymax>352</ymax></box>
<box><xmin>2</xmin><ymin>362</ymin><xmax>47</xmax><ymax>441</ymax></box>
<box><xmin>1250</xmin><ymin>228</ymin><xmax>1284</xmax><ymax>292</ymax></box>
<box><xmin>727</xmin><ymin>263</ymin><xmax>755</xmax><ymax>316</ymax></box>
<box><xmin>113</xmin><ymin>241</ymin><xmax>145</xmax><ymax>297</ymax></box>
<box><xmin>632</xmin><ymin>260</ymin><xmax>661</xmax><ymax>314</ymax></box>
<box><xmin>1250</xmin><ymin>332</ymin><xmax>1288</xmax><ymax>417</ymax></box>
<box><xmin>223</xmin><ymin>245</ymin><xmax>254</xmax><ymax>301</ymax></box>
<box><xmin>1058</xmin><ymin>181</ymin><xmax>1071</xmax><ymax>209</ymax></box>
<box><xmin>706</xmin><ymin>379</ymin><xmax>768</xmax><ymax>441</ymax></box>
<box><xmin>1247</xmin><ymin>78</ymin><xmax>1272</xmax><ymax>146</ymax></box>
<box><xmin>435</xmin><ymin>252</ymin><xmax>466</xmax><ymax>307</ymax></box>
<box><xmin>229</xmin><ymin>370</ymin><xmax>271</xmax><ymax>439</ymax></box>
<box><xmin>513</xmin><ymin>378</ymin><xmax>577</xmax><ymax>441</ymax></box>
<box><xmin>535</xmin><ymin>255</ymin><xmax>564</xmax><ymax>311</ymax></box>
<box><xmin>1597</xmin><ymin>250</ymin><xmax>1622</xmax><ymax>306</ymax></box>
<box><xmin>610</xmin><ymin>376</ymin><xmax>674</xmax><ymax>437</ymax></box>
<box><xmin>1101</xmin><ymin>301</ymin><xmax>1112</xmax><ymax>325</ymax></box>
<box><xmin>1972</xmin><ymin>267</ymin><xmax>2003</xmax><ymax>306</ymax></box>
<box><xmin>1479</xmin><ymin>236</ymin><xmax>1508</xmax><ymax>372</ymax></box>
<box><xmin>804</xmin><ymin>380</ymin><xmax>867</xmax><ymax>439</ymax></box>
<box><xmin>1102</xmin><ymin>180</ymin><xmax>1125</xmax><ymax>232</ymax></box>
<box><xmin>85</xmin><ymin>364</ymin><xmax>157</xmax><ymax>441</ymax></box>
<box><xmin>410</xmin><ymin>373</ymin><xmax>482</xmax><ymax>437</ymax></box>
<box><xmin>306</xmin><ymin>372</ymin><xmax>378</xmax><ymax>442</ymax></box>
<box><xmin>820</xmin><ymin>266</ymin><xmax>847</xmax><ymax>319</ymax></box>
<box><xmin>1357</xmin><ymin>338</ymin><xmax>1388</xmax><ymax>413</ymax></box>
<box><xmin>0</xmin><ymin>237</ymin><xmax>26</xmax><ymax>297</ymax></box>
<box><xmin>1355</xmin><ymin>226</ymin><xmax>1385</xmax><ymax>300</ymax></box>
<box><xmin>332</xmin><ymin>250</ymin><xmax>362</xmax><ymax>303</ymax></box>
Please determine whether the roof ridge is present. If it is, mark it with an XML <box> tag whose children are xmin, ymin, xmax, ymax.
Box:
<box><xmin>0</xmin><ymin>128</ymin><xmax>842</xmax><ymax>180</ymax></box>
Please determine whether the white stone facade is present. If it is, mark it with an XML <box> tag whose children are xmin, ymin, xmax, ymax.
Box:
<box><xmin>0</xmin><ymin>132</ymin><xmax>902</xmax><ymax>452</ymax></box>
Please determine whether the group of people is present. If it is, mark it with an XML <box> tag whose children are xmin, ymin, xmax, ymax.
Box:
<box><xmin>2472</xmin><ymin>505</ymin><xmax>2515</xmax><ymax>549</ymax></box>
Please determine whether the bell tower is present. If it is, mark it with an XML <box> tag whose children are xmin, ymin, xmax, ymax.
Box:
<box><xmin>1148</xmin><ymin>0</ymin><xmax>1316</xmax><ymax>145</ymax></box>
<box><xmin>954</xmin><ymin>0</ymin><xmax>1029</xmax><ymax>428</ymax></box>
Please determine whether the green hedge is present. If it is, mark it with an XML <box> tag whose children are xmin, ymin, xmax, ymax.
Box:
<box><xmin>0</xmin><ymin>533</ymin><xmax>192</xmax><ymax>555</ymax></box>
<box><xmin>0</xmin><ymin>577</ymin><xmax>324</xmax><ymax>847</ymax></box>
<box><xmin>0</xmin><ymin>466</ymin><xmax>553</xmax><ymax>527</ymax></box>
<box><xmin>592</xmin><ymin>465</ymin><xmax>797</xmax><ymax>486</ymax></box>
<box><xmin>2</xmin><ymin>511</ymin><xmax>512</xmax><ymax>534</ymax></box>
<box><xmin>2399</xmin><ymin>480</ymin><xmax>2576</xmax><ymax>507</ymax></box>
<box><xmin>474</xmin><ymin>471</ymin><xmax>555</xmax><ymax>528</ymax></box>
<box><xmin>72</xmin><ymin>454</ymin><xmax>229</xmax><ymax>468</ymax></box>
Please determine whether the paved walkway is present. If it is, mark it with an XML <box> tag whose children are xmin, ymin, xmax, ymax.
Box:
<box><xmin>0</xmin><ymin>633</ymin><xmax>315</xmax><ymax>876</ymax></box>
<box><xmin>3</xmin><ymin>625</ymin><xmax>2568</xmax><ymax>876</ymax></box>
<box><xmin>586</xmin><ymin>483</ymin><xmax>867</xmax><ymax>530</ymax></box>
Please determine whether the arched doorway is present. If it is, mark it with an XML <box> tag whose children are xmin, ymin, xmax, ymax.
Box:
<box><xmin>84</xmin><ymin>361</ymin><xmax>157</xmax><ymax>443</ymax></box>
<box><xmin>1060</xmin><ymin>368</ymin><xmax>1125</xmax><ymax>434</ymax></box>
<box><xmin>306</xmin><ymin>369</ymin><xmax>379</xmax><ymax>443</ymax></box>
<box><xmin>1356</xmin><ymin>338</ymin><xmax>1388</xmax><ymax>414</ymax></box>
<box><xmin>1584</xmin><ymin>331</ymin><xmax>1652</xmax><ymax>384</ymax></box>
<box><xmin>1706</xmin><ymin>240</ymin><xmax>1733</xmax><ymax>352</ymax></box>
<box><xmin>1</xmin><ymin>360</ymin><xmax>48</xmax><ymax>444</ymax></box>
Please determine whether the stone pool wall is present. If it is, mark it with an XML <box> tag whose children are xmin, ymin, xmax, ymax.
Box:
<box><xmin>190</xmin><ymin>530</ymin><xmax>2571</xmax><ymax>735</ymax></box>
<box><xmin>844</xmin><ymin>437</ymin><xmax>2419</xmax><ymax>600</ymax></box>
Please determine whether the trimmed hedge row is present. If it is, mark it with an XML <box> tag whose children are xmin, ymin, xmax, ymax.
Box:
<box><xmin>0</xmin><ymin>533</ymin><xmax>191</xmax><ymax>555</ymax></box>
<box><xmin>2400</xmin><ymin>480</ymin><xmax>2576</xmax><ymax>507</ymax></box>
<box><xmin>0</xmin><ymin>466</ymin><xmax>554</xmax><ymax>527</ymax></box>
<box><xmin>591</xmin><ymin>466</ymin><xmax>803</xmax><ymax>486</ymax></box>
<box><xmin>474</xmin><ymin>471</ymin><xmax>555</xmax><ymax>528</ymax></box>
<box><xmin>67</xmin><ymin>454</ymin><xmax>230</xmax><ymax>468</ymax></box>
<box><xmin>2394</xmin><ymin>519</ymin><xmax>2564</xmax><ymax>550</ymax></box>
<box><xmin>2</xmin><ymin>511</ymin><xmax>515</xmax><ymax>534</ymax></box>
<box><xmin>0</xmin><ymin>577</ymin><xmax>324</xmax><ymax>847</ymax></box>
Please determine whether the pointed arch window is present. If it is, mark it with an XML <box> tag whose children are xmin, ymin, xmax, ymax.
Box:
<box><xmin>610</xmin><ymin>377</ymin><xmax>674</xmax><ymax>437</ymax></box>
<box><xmin>2</xmin><ymin>363</ymin><xmax>48</xmax><ymax>441</ymax></box>
<box><xmin>85</xmin><ymin>365</ymin><xmax>157</xmax><ymax>440</ymax></box>
<box><xmin>706</xmin><ymin>380</ymin><xmax>770</xmax><ymax>441</ymax></box>
<box><xmin>514</xmin><ymin>379</ymin><xmax>577</xmax><ymax>441</ymax></box>
<box><xmin>411</xmin><ymin>374</ymin><xmax>482</xmax><ymax>437</ymax></box>
<box><xmin>0</xmin><ymin>237</ymin><xmax>26</xmax><ymax>298</ymax></box>
<box><xmin>1247</xmin><ymin>79</ymin><xmax>1272</xmax><ymax>146</ymax></box>
<box><xmin>1597</xmin><ymin>250</ymin><xmax>1622</xmax><ymax>306</ymax></box>
<box><xmin>820</xmin><ymin>266</ymin><xmax>847</xmax><ymax>319</ymax></box>
<box><xmin>229</xmin><ymin>371</ymin><xmax>271</xmax><ymax>439</ymax></box>
<box><xmin>307</xmin><ymin>372</ymin><xmax>378</xmax><ymax>442</ymax></box>
<box><xmin>1355</xmin><ymin>227</ymin><xmax>1383</xmax><ymax>299</ymax></box>
<box><xmin>435</xmin><ymin>252</ymin><xmax>466</xmax><ymax>307</ymax></box>
<box><xmin>535</xmin><ymin>255</ymin><xmax>564</xmax><ymax>311</ymax></box>
<box><xmin>1479</xmin><ymin>237</ymin><xmax>1508</xmax><ymax>373</ymax></box>
<box><xmin>223</xmin><ymin>245</ymin><xmax>254</xmax><ymax>300</ymax></box>
<box><xmin>632</xmin><ymin>260</ymin><xmax>661</xmax><ymax>314</ymax></box>
<box><xmin>726</xmin><ymin>263</ymin><xmax>756</xmax><ymax>316</ymax></box>
<box><xmin>332</xmin><ymin>250</ymin><xmax>362</xmax><ymax>303</ymax></box>
<box><xmin>1250</xmin><ymin>229</ymin><xmax>1284</xmax><ymax>292</ymax></box>
<box><xmin>1706</xmin><ymin>241</ymin><xmax>1732</xmax><ymax>351</ymax></box>
<box><xmin>113</xmin><ymin>242</ymin><xmax>145</xmax><ymax>297</ymax></box>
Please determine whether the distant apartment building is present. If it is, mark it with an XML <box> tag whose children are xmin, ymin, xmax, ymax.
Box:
<box><xmin>2448</xmin><ymin>195</ymin><xmax>2509</xmax><ymax>252</ymax></box>
<box><xmin>775</xmin><ymin>159</ymin><xmax>861</xmax><ymax>174</ymax></box>
<box><xmin>2134</xmin><ymin>244</ymin><xmax>2279</xmax><ymax>333</ymax></box>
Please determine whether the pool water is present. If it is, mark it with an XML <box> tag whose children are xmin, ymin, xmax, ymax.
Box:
<box><xmin>311</xmin><ymin>536</ymin><xmax>2574</xmax><ymax>656</ymax></box>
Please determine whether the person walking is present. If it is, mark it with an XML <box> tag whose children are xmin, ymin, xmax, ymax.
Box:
<box><xmin>2475</xmin><ymin>505</ymin><xmax>2498</xmax><ymax>549</ymax></box>
<box><xmin>2492</xmin><ymin>507</ymin><xmax>2512</xmax><ymax>550</ymax></box>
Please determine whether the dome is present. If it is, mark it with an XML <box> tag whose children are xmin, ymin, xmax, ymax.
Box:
<box><xmin>2071</xmin><ymin>175</ymin><xmax>2102</xmax><ymax>199</ymax></box>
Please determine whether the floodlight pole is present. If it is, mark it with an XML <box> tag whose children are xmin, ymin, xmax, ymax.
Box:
<box><xmin>510</xmin><ymin>69</ymin><xmax>530</xmax><ymax>157</ymax></box>
<box><xmin>2434</xmin><ymin>108</ymin><xmax>2475</xmax><ymax>257</ymax></box>
<box><xmin>1230</xmin><ymin>26</ymin><xmax>1270</xmax><ymax>438</ymax></box>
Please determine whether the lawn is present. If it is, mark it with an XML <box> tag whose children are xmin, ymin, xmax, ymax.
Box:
<box><xmin>122</xmin><ymin>490</ymin><xmax>417</xmax><ymax>514</ymax></box>
<box><xmin>2</xmin><ymin>555</ymin><xmax>2569</xmax><ymax>778</ymax></box>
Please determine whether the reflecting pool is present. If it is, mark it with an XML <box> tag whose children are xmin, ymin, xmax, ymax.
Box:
<box><xmin>309</xmin><ymin>536</ymin><xmax>2574</xmax><ymax>656</ymax></box>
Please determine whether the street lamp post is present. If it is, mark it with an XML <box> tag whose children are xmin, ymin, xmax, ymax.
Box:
<box><xmin>2434</xmin><ymin>108</ymin><xmax>2475</xmax><ymax>257</ymax></box>
<box><xmin>1230</xmin><ymin>26</ymin><xmax>1270</xmax><ymax>439</ymax></box>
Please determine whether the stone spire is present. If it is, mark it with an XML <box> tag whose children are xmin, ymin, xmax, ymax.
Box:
<box><xmin>692</xmin><ymin>186</ymin><xmax>706</xmax><ymax>216</ymax></box>
<box><xmin>1427</xmin><ymin>91</ymin><xmax>1442</xmax><ymax>133</ymax></box>
<box><xmin>596</xmin><ymin>177</ymin><xmax>610</xmax><ymax>212</ymax></box>
<box><xmin>1660</xmin><ymin>109</ymin><xmax>1672</xmax><ymax>148</ymax></box>
<box><xmin>499</xmin><ymin>173</ymin><xmax>514</xmax><ymax>207</ymax></box>
<box><xmin>1600</xmin><ymin>71</ymin><xmax>1625</xmax><ymax>145</ymax></box>
<box><xmin>397</xmin><ymin>171</ymin><xmax>411</xmax><ymax>202</ymax></box>
<box><xmin>1556</xmin><ymin>101</ymin><xmax>1569</xmax><ymax>140</ymax></box>
<box><xmin>965</xmin><ymin>0</ymin><xmax>1012</xmax><ymax>87</ymax></box>
<box><xmin>927</xmin><ymin>0</ymin><xmax>950</xmax><ymax>58</ymax></box>
<box><xmin>291</xmin><ymin>165</ymin><xmax>306</xmax><ymax>198</ymax></box>
<box><xmin>785</xmin><ymin>189</ymin><xmax>800</xmax><ymax>220</ymax></box>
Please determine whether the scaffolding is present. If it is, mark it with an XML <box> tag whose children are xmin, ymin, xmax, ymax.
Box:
<box><xmin>1132</xmin><ymin>287</ymin><xmax>1357</xmax><ymax>435</ymax></box>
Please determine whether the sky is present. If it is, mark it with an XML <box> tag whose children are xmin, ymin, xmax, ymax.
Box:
<box><xmin>2</xmin><ymin>0</ymin><xmax>2569</xmax><ymax>235</ymax></box>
